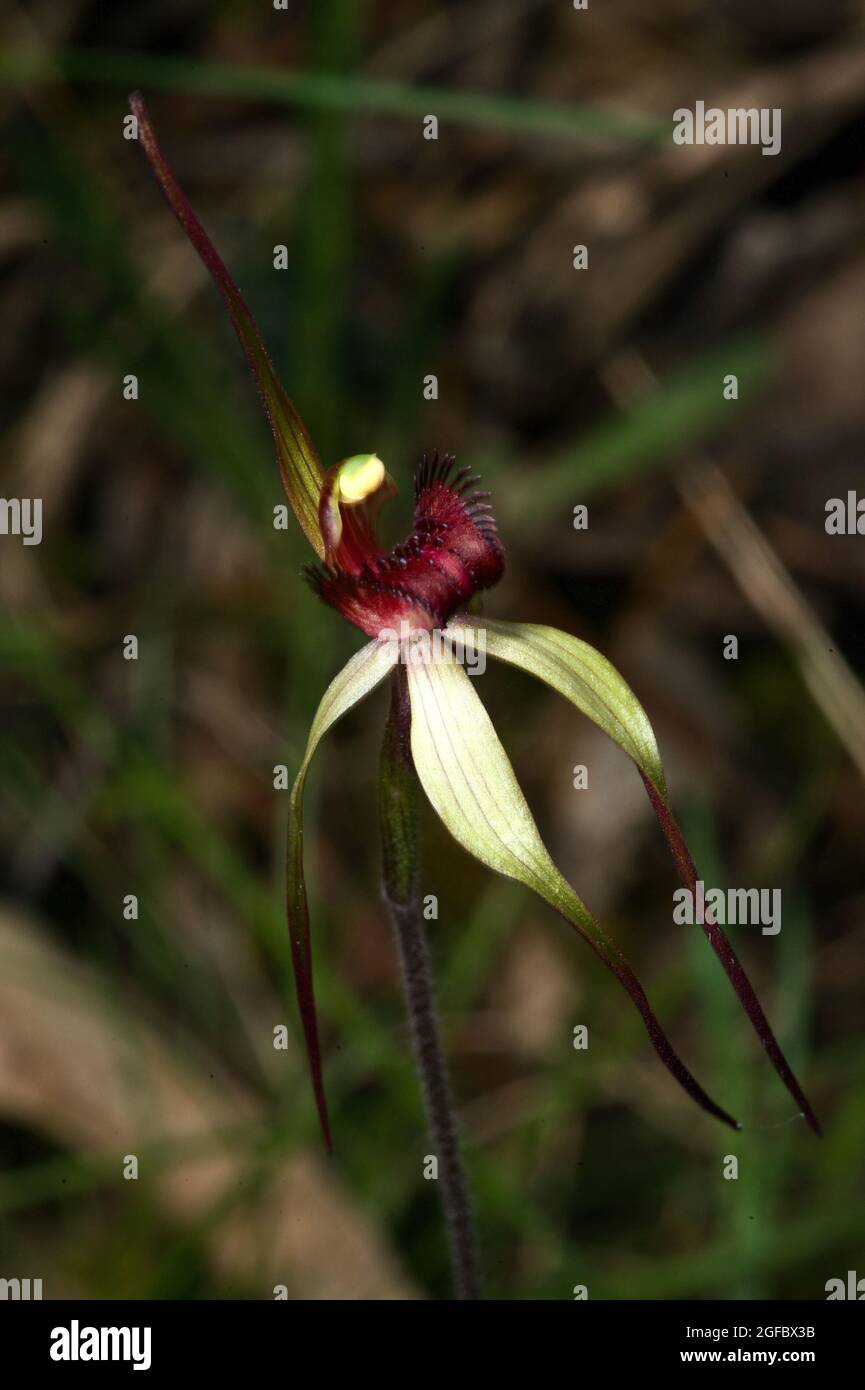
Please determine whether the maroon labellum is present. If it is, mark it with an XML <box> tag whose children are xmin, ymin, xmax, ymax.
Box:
<box><xmin>308</xmin><ymin>453</ymin><xmax>505</xmax><ymax>638</ymax></box>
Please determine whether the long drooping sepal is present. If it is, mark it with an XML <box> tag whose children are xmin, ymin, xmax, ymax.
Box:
<box><xmin>406</xmin><ymin>648</ymin><xmax>738</xmax><ymax>1130</ymax></box>
<box><xmin>288</xmin><ymin>638</ymin><xmax>399</xmax><ymax>1149</ymax></box>
<box><xmin>451</xmin><ymin>616</ymin><xmax>820</xmax><ymax>1136</ymax></box>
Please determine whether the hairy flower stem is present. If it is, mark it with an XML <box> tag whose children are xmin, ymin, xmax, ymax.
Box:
<box><xmin>379</xmin><ymin>664</ymin><xmax>482</xmax><ymax>1300</ymax></box>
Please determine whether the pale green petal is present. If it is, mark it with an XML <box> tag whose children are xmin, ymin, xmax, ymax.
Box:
<box><xmin>406</xmin><ymin>648</ymin><xmax>735</xmax><ymax>1128</ymax></box>
<box><xmin>447</xmin><ymin>615</ymin><xmax>667</xmax><ymax>798</ymax></box>
<box><xmin>288</xmin><ymin>637</ymin><xmax>399</xmax><ymax>1148</ymax></box>
<box><xmin>446</xmin><ymin>616</ymin><xmax>821</xmax><ymax>1134</ymax></box>
<box><xmin>406</xmin><ymin>647</ymin><xmax>621</xmax><ymax>941</ymax></box>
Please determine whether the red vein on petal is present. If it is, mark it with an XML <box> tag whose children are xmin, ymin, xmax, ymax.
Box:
<box><xmin>639</xmin><ymin>771</ymin><xmax>821</xmax><ymax>1136</ymax></box>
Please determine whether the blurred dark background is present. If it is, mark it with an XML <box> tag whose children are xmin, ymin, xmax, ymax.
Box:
<box><xmin>1</xmin><ymin>0</ymin><xmax>864</xmax><ymax>1299</ymax></box>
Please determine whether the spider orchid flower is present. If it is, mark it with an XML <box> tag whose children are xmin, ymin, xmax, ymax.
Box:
<box><xmin>132</xmin><ymin>94</ymin><xmax>820</xmax><ymax>1156</ymax></box>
